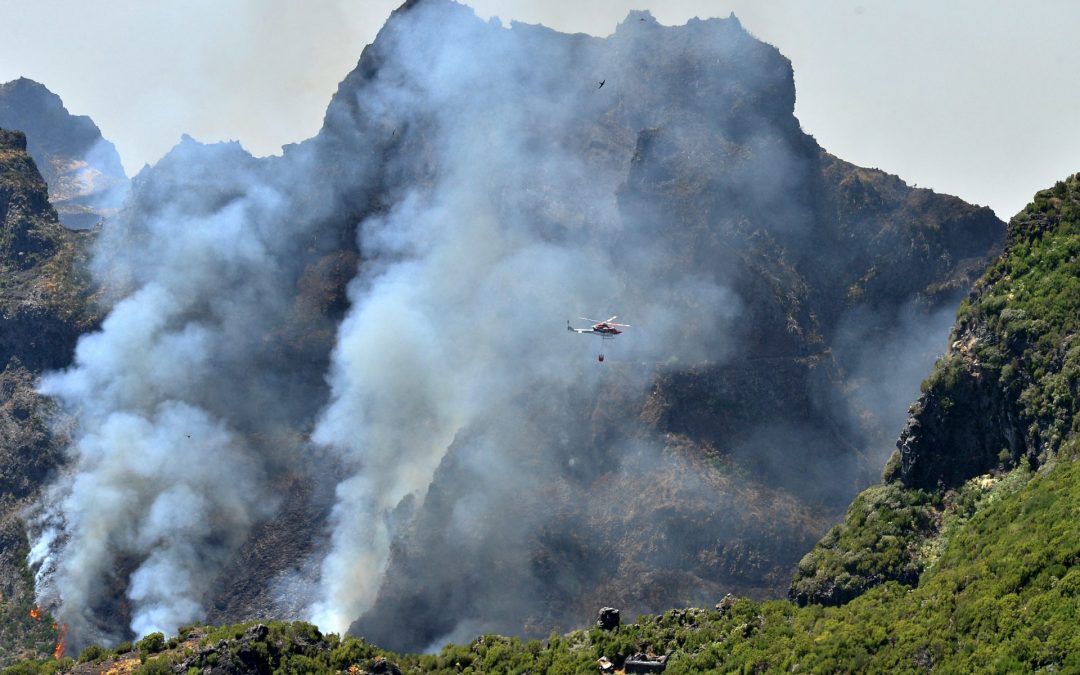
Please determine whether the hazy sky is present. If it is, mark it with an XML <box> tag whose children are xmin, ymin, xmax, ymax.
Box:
<box><xmin>1</xmin><ymin>0</ymin><xmax>1077</xmax><ymax>219</ymax></box>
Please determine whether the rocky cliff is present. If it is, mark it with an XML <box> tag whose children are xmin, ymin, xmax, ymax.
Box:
<box><xmin>325</xmin><ymin>2</ymin><xmax>1004</xmax><ymax>651</ymax></box>
<box><xmin>792</xmin><ymin>173</ymin><xmax>1080</xmax><ymax>608</ymax></box>
<box><xmin>0</xmin><ymin>78</ymin><xmax>128</xmax><ymax>229</ymax></box>
<box><xmin>0</xmin><ymin>128</ymin><xmax>94</xmax><ymax>664</ymax></box>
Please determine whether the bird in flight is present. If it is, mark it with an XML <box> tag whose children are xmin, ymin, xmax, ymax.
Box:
<box><xmin>598</xmin><ymin>80</ymin><xmax>605</xmax><ymax>89</ymax></box>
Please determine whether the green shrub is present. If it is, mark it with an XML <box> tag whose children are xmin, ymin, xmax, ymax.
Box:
<box><xmin>135</xmin><ymin>655</ymin><xmax>174</xmax><ymax>675</ymax></box>
<box><xmin>1</xmin><ymin>663</ymin><xmax>45</xmax><ymax>675</ymax></box>
<box><xmin>137</xmin><ymin>632</ymin><xmax>166</xmax><ymax>656</ymax></box>
<box><xmin>77</xmin><ymin>644</ymin><xmax>105</xmax><ymax>663</ymax></box>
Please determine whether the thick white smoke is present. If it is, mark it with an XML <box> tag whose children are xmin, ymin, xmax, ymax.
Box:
<box><xmin>306</xmin><ymin>3</ymin><xmax>737</xmax><ymax>632</ymax></box>
<box><xmin>29</xmin><ymin>138</ymin><xmax>332</xmax><ymax>644</ymax></box>
<box><xmin>26</xmin><ymin>1</ymin><xmax>747</xmax><ymax>642</ymax></box>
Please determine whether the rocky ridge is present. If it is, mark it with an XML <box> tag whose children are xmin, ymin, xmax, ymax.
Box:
<box><xmin>0</xmin><ymin>79</ymin><xmax>128</xmax><ymax>230</ymax></box>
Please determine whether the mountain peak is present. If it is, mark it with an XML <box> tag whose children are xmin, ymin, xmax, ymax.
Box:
<box><xmin>621</xmin><ymin>9</ymin><xmax>658</xmax><ymax>26</ymax></box>
<box><xmin>0</xmin><ymin>78</ymin><xmax>128</xmax><ymax>229</ymax></box>
<box><xmin>0</xmin><ymin>77</ymin><xmax>57</xmax><ymax>98</ymax></box>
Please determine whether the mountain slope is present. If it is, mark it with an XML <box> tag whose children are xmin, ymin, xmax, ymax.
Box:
<box><xmin>17</xmin><ymin>0</ymin><xmax>1003</xmax><ymax>652</ymax></box>
<box><xmin>337</xmin><ymin>3</ymin><xmax>1003</xmax><ymax>650</ymax></box>
<box><xmin>0</xmin><ymin>79</ymin><xmax>128</xmax><ymax>229</ymax></box>
<box><xmin>27</xmin><ymin>173</ymin><xmax>1077</xmax><ymax>675</ymax></box>
<box><xmin>792</xmin><ymin>173</ymin><xmax>1080</xmax><ymax>608</ymax></box>
<box><xmin>0</xmin><ymin>128</ymin><xmax>94</xmax><ymax>665</ymax></box>
<box><xmin>34</xmin><ymin>453</ymin><xmax>1080</xmax><ymax>672</ymax></box>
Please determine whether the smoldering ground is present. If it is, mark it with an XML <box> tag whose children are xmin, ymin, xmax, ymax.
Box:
<box><xmin>25</xmin><ymin>0</ymin><xmax>1000</xmax><ymax>652</ymax></box>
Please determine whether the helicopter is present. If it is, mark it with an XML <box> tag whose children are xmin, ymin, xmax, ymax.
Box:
<box><xmin>567</xmin><ymin>316</ymin><xmax>630</xmax><ymax>362</ymax></box>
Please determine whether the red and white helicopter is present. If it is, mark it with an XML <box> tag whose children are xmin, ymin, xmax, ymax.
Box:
<box><xmin>567</xmin><ymin>315</ymin><xmax>630</xmax><ymax>362</ymax></box>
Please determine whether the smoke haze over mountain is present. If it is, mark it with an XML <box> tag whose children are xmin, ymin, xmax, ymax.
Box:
<box><xmin>306</xmin><ymin>4</ymin><xmax>754</xmax><ymax>632</ymax></box>
<box><xmin>22</xmin><ymin>0</ymin><xmax>1002</xmax><ymax>651</ymax></box>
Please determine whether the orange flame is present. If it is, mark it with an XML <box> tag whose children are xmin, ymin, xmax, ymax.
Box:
<box><xmin>29</xmin><ymin>607</ymin><xmax>42</xmax><ymax>620</ymax></box>
<box><xmin>53</xmin><ymin>623</ymin><xmax>67</xmax><ymax>660</ymax></box>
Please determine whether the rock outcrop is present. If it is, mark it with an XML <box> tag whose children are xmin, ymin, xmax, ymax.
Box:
<box><xmin>0</xmin><ymin>78</ymin><xmax>128</xmax><ymax>229</ymax></box>
<box><xmin>792</xmin><ymin>173</ymin><xmax>1080</xmax><ymax>606</ymax></box>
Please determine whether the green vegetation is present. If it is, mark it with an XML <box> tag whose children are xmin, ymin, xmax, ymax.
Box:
<box><xmin>0</xmin><ymin>661</ymin><xmax>71</xmax><ymax>675</ymax></box>
<box><xmin>75</xmin><ymin>645</ymin><xmax>104</xmax><ymax>664</ymax></box>
<box><xmin>8</xmin><ymin>450</ymin><xmax>1080</xmax><ymax>672</ymax></box>
<box><xmin>136</xmin><ymin>631</ymin><xmax>165</xmax><ymax>656</ymax></box>
<box><xmin>963</xmin><ymin>186</ymin><xmax>1080</xmax><ymax>450</ymax></box>
<box><xmin>789</xmin><ymin>483</ymin><xmax>937</xmax><ymax>605</ymax></box>
<box><xmin>916</xmin><ymin>174</ymin><xmax>1080</xmax><ymax>474</ymax></box>
<box><xmin>794</xmin><ymin>173</ymin><xmax>1080</xmax><ymax>605</ymax></box>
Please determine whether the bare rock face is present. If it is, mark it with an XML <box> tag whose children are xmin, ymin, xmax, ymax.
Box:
<box><xmin>596</xmin><ymin>607</ymin><xmax>620</xmax><ymax>631</ymax></box>
<box><xmin>336</xmin><ymin>1</ymin><xmax>1004</xmax><ymax>652</ymax></box>
<box><xmin>0</xmin><ymin>78</ymin><xmax>128</xmax><ymax>229</ymax></box>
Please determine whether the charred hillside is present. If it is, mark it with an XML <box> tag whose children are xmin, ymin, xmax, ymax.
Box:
<box><xmin>20</xmin><ymin>0</ymin><xmax>1002</xmax><ymax>654</ymax></box>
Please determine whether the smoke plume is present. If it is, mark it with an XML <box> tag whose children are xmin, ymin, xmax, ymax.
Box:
<box><xmin>28</xmin><ymin>136</ymin><xmax>345</xmax><ymax>645</ymax></box>
<box><xmin>26</xmin><ymin>0</ymin><xmax>999</xmax><ymax>651</ymax></box>
<box><xmin>307</xmin><ymin>2</ymin><xmax>744</xmax><ymax>631</ymax></box>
